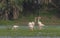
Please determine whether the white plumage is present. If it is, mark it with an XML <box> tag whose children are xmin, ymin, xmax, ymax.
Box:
<box><xmin>38</xmin><ymin>21</ymin><xmax>45</xmax><ymax>26</ymax></box>
<box><xmin>28</xmin><ymin>22</ymin><xmax>35</xmax><ymax>31</ymax></box>
<box><xmin>28</xmin><ymin>22</ymin><xmax>35</xmax><ymax>28</ymax></box>
<box><xmin>38</xmin><ymin>17</ymin><xmax>45</xmax><ymax>30</ymax></box>
<box><xmin>12</xmin><ymin>25</ymin><xmax>19</xmax><ymax>30</ymax></box>
<box><xmin>28</xmin><ymin>17</ymin><xmax>45</xmax><ymax>30</ymax></box>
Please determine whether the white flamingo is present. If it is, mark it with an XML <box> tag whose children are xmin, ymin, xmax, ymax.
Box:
<box><xmin>38</xmin><ymin>17</ymin><xmax>45</xmax><ymax>30</ymax></box>
<box><xmin>12</xmin><ymin>25</ymin><xmax>19</xmax><ymax>30</ymax></box>
<box><xmin>28</xmin><ymin>18</ymin><xmax>36</xmax><ymax>31</ymax></box>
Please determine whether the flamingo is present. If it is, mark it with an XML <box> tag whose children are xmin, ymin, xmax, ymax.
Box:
<box><xmin>28</xmin><ymin>18</ymin><xmax>36</xmax><ymax>31</ymax></box>
<box><xmin>38</xmin><ymin>17</ymin><xmax>45</xmax><ymax>30</ymax></box>
<box><xmin>12</xmin><ymin>25</ymin><xmax>19</xmax><ymax>30</ymax></box>
<box><xmin>28</xmin><ymin>21</ymin><xmax>35</xmax><ymax>31</ymax></box>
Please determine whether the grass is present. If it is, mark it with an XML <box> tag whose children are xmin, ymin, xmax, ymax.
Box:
<box><xmin>0</xmin><ymin>16</ymin><xmax>60</xmax><ymax>25</ymax></box>
<box><xmin>0</xmin><ymin>25</ymin><xmax>60</xmax><ymax>36</ymax></box>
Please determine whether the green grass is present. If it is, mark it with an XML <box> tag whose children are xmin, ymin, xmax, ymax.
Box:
<box><xmin>0</xmin><ymin>26</ymin><xmax>60</xmax><ymax>36</ymax></box>
<box><xmin>0</xmin><ymin>16</ymin><xmax>60</xmax><ymax>25</ymax></box>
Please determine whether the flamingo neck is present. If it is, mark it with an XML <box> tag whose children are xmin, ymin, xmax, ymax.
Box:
<box><xmin>38</xmin><ymin>18</ymin><xmax>40</xmax><ymax>22</ymax></box>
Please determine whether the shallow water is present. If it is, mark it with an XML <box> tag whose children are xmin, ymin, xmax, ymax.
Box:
<box><xmin>0</xmin><ymin>36</ymin><xmax>60</xmax><ymax>38</ymax></box>
<box><xmin>0</xmin><ymin>25</ymin><xmax>60</xmax><ymax>29</ymax></box>
<box><xmin>0</xmin><ymin>26</ymin><xmax>7</xmax><ymax>29</ymax></box>
<box><xmin>0</xmin><ymin>25</ymin><xmax>60</xmax><ymax>38</ymax></box>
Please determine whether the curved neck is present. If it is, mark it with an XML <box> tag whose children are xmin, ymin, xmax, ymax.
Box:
<box><xmin>38</xmin><ymin>18</ymin><xmax>40</xmax><ymax>22</ymax></box>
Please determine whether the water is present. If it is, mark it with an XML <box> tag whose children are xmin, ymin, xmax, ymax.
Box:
<box><xmin>0</xmin><ymin>26</ymin><xmax>7</xmax><ymax>29</ymax></box>
<box><xmin>0</xmin><ymin>25</ymin><xmax>60</xmax><ymax>38</ymax></box>
<box><xmin>0</xmin><ymin>36</ymin><xmax>60</xmax><ymax>38</ymax></box>
<box><xmin>0</xmin><ymin>25</ymin><xmax>60</xmax><ymax>29</ymax></box>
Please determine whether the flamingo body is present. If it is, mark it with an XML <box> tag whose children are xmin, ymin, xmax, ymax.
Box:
<box><xmin>28</xmin><ymin>22</ymin><xmax>35</xmax><ymax>31</ymax></box>
<box><xmin>12</xmin><ymin>25</ymin><xmax>19</xmax><ymax>30</ymax></box>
